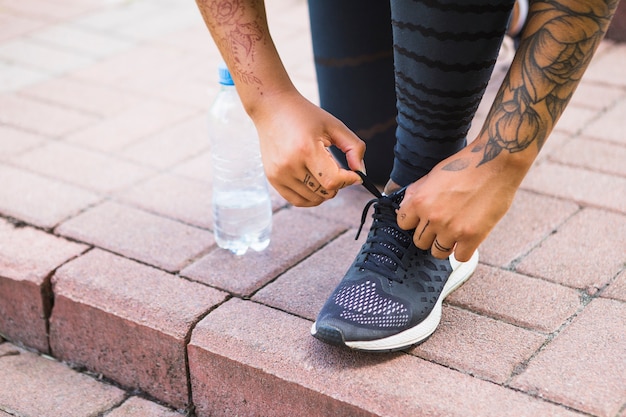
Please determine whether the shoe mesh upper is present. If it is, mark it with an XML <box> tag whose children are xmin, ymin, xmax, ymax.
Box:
<box><xmin>335</xmin><ymin>280</ymin><xmax>410</xmax><ymax>327</ymax></box>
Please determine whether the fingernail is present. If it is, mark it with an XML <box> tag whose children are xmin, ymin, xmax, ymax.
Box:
<box><xmin>360</xmin><ymin>160</ymin><xmax>367</xmax><ymax>175</ymax></box>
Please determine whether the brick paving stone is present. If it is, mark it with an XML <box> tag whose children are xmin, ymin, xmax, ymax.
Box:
<box><xmin>0</xmin><ymin>94</ymin><xmax>97</xmax><ymax>137</ymax></box>
<box><xmin>252</xmin><ymin>230</ymin><xmax>364</xmax><ymax>320</ymax></box>
<box><xmin>294</xmin><ymin>185</ymin><xmax>376</xmax><ymax>230</ymax></box>
<box><xmin>0</xmin><ymin>38</ymin><xmax>95</xmax><ymax>74</ymax></box>
<box><xmin>569</xmin><ymin>81</ymin><xmax>626</xmax><ymax>110</ymax></box>
<box><xmin>56</xmin><ymin>201</ymin><xmax>214</xmax><ymax>272</ymax></box>
<box><xmin>0</xmin><ymin>13</ymin><xmax>46</xmax><ymax>42</ymax></box>
<box><xmin>511</xmin><ymin>298</ymin><xmax>626</xmax><ymax>417</ymax></box>
<box><xmin>20</xmin><ymin>76</ymin><xmax>145</xmax><ymax>117</ymax></box>
<box><xmin>0</xmin><ymin>0</ymin><xmax>98</xmax><ymax>21</ymax></box>
<box><xmin>549</xmin><ymin>135</ymin><xmax>626</xmax><ymax>177</ymax></box>
<box><xmin>0</xmin><ymin>125</ymin><xmax>47</xmax><ymax>160</ymax></box>
<box><xmin>0</xmin><ymin>219</ymin><xmax>86</xmax><ymax>351</ymax></box>
<box><xmin>13</xmin><ymin>141</ymin><xmax>155</xmax><ymax>193</ymax></box>
<box><xmin>582</xmin><ymin>97</ymin><xmax>626</xmax><ymax>146</ymax></box>
<box><xmin>552</xmin><ymin>104</ymin><xmax>599</xmax><ymax>135</ymax></box>
<box><xmin>111</xmin><ymin>6</ymin><xmax>200</xmax><ymax>41</ymax></box>
<box><xmin>448</xmin><ymin>265</ymin><xmax>582</xmax><ymax>333</ymax></box>
<box><xmin>0</xmin><ymin>343</ymin><xmax>125</xmax><ymax>417</ymax></box>
<box><xmin>521</xmin><ymin>162</ymin><xmax>626</xmax><ymax>213</ymax></box>
<box><xmin>170</xmin><ymin>150</ymin><xmax>212</xmax><ymax>182</ymax></box>
<box><xmin>408</xmin><ymin>306</ymin><xmax>546</xmax><ymax>384</ymax></box>
<box><xmin>117</xmin><ymin>173</ymin><xmax>212</xmax><ymax>229</ymax></box>
<box><xmin>516</xmin><ymin>208</ymin><xmax>626</xmax><ymax>291</ymax></box>
<box><xmin>534</xmin><ymin>130</ymin><xmax>572</xmax><ymax>164</ymax></box>
<box><xmin>479</xmin><ymin>190</ymin><xmax>579</xmax><ymax>267</ymax></box>
<box><xmin>584</xmin><ymin>43</ymin><xmax>626</xmax><ymax>88</ymax></box>
<box><xmin>120</xmin><ymin>116</ymin><xmax>210</xmax><ymax>170</ymax></box>
<box><xmin>27</xmin><ymin>23</ymin><xmax>135</xmax><ymax>59</ymax></box>
<box><xmin>107</xmin><ymin>396</ymin><xmax>183</xmax><ymax>417</ymax></box>
<box><xmin>601</xmin><ymin>269</ymin><xmax>626</xmax><ymax>302</ymax></box>
<box><xmin>50</xmin><ymin>249</ymin><xmax>228</xmax><ymax>408</ymax></box>
<box><xmin>71</xmin><ymin>1</ymin><xmax>163</xmax><ymax>31</ymax></box>
<box><xmin>64</xmin><ymin>100</ymin><xmax>198</xmax><ymax>153</ymax></box>
<box><xmin>182</xmin><ymin>208</ymin><xmax>346</xmax><ymax>296</ymax></box>
<box><xmin>189</xmin><ymin>298</ymin><xmax>584</xmax><ymax>417</ymax></box>
<box><xmin>0</xmin><ymin>59</ymin><xmax>51</xmax><ymax>92</ymax></box>
<box><xmin>0</xmin><ymin>164</ymin><xmax>101</xmax><ymax>228</ymax></box>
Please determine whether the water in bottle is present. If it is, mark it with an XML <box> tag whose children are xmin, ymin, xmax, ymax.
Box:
<box><xmin>208</xmin><ymin>63</ymin><xmax>272</xmax><ymax>255</ymax></box>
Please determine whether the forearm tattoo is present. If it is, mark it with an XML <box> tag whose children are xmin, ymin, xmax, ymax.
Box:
<box><xmin>473</xmin><ymin>0</ymin><xmax>618</xmax><ymax>166</ymax></box>
<box><xmin>197</xmin><ymin>0</ymin><xmax>265</xmax><ymax>85</ymax></box>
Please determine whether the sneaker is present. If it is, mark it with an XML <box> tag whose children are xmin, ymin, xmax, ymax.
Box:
<box><xmin>311</xmin><ymin>184</ymin><xmax>478</xmax><ymax>352</ymax></box>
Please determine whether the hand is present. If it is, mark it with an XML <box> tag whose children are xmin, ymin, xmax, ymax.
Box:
<box><xmin>396</xmin><ymin>146</ymin><xmax>526</xmax><ymax>261</ymax></box>
<box><xmin>253</xmin><ymin>91</ymin><xmax>365</xmax><ymax>207</ymax></box>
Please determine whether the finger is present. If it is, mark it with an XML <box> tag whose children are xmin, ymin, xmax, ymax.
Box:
<box><xmin>431</xmin><ymin>237</ymin><xmax>455</xmax><ymax>259</ymax></box>
<box><xmin>308</xmin><ymin>144</ymin><xmax>362</xmax><ymax>190</ymax></box>
<box><xmin>275</xmin><ymin>184</ymin><xmax>324</xmax><ymax>208</ymax></box>
<box><xmin>453</xmin><ymin>240</ymin><xmax>481</xmax><ymax>263</ymax></box>
<box><xmin>327</xmin><ymin>123</ymin><xmax>366</xmax><ymax>173</ymax></box>
<box><xmin>302</xmin><ymin>170</ymin><xmax>336</xmax><ymax>198</ymax></box>
<box><xmin>413</xmin><ymin>219</ymin><xmax>436</xmax><ymax>250</ymax></box>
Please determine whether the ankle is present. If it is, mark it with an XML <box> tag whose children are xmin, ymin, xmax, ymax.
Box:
<box><xmin>383</xmin><ymin>179</ymin><xmax>402</xmax><ymax>195</ymax></box>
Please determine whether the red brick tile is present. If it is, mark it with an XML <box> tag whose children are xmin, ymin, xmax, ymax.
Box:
<box><xmin>0</xmin><ymin>94</ymin><xmax>97</xmax><ymax>137</ymax></box>
<box><xmin>0</xmin><ymin>219</ymin><xmax>87</xmax><ymax>351</ymax></box>
<box><xmin>170</xmin><ymin>151</ymin><xmax>212</xmax><ymax>182</ymax></box>
<box><xmin>107</xmin><ymin>396</ymin><xmax>182</xmax><ymax>417</ymax></box>
<box><xmin>189</xmin><ymin>298</ymin><xmax>583</xmax><ymax>417</ymax></box>
<box><xmin>480</xmin><ymin>190</ymin><xmax>579</xmax><ymax>267</ymax></box>
<box><xmin>117</xmin><ymin>173</ymin><xmax>212</xmax><ymax>229</ymax></box>
<box><xmin>0</xmin><ymin>164</ymin><xmax>101</xmax><ymax>228</ymax></box>
<box><xmin>0</xmin><ymin>125</ymin><xmax>47</xmax><ymax>160</ymax></box>
<box><xmin>549</xmin><ymin>135</ymin><xmax>626</xmax><ymax>177</ymax></box>
<box><xmin>581</xmin><ymin>97</ymin><xmax>626</xmax><ymax>146</ymax></box>
<box><xmin>56</xmin><ymin>201</ymin><xmax>214</xmax><ymax>272</ymax></box>
<box><xmin>583</xmin><ymin>43</ymin><xmax>626</xmax><ymax>88</ymax></box>
<box><xmin>50</xmin><ymin>249</ymin><xmax>228</xmax><ymax>408</ymax></box>
<box><xmin>521</xmin><ymin>162</ymin><xmax>626</xmax><ymax>213</ymax></box>
<box><xmin>552</xmin><ymin>105</ymin><xmax>598</xmax><ymax>135</ymax></box>
<box><xmin>601</xmin><ymin>269</ymin><xmax>626</xmax><ymax>302</ymax></box>
<box><xmin>0</xmin><ymin>38</ymin><xmax>95</xmax><ymax>74</ymax></box>
<box><xmin>20</xmin><ymin>76</ymin><xmax>144</xmax><ymax>117</ymax></box>
<box><xmin>448</xmin><ymin>265</ymin><xmax>581</xmax><ymax>333</ymax></box>
<box><xmin>569</xmin><ymin>81</ymin><xmax>626</xmax><ymax>110</ymax></box>
<box><xmin>0</xmin><ymin>343</ymin><xmax>125</xmax><ymax>417</ymax></box>
<box><xmin>0</xmin><ymin>0</ymin><xmax>97</xmax><ymax>21</ymax></box>
<box><xmin>182</xmin><ymin>209</ymin><xmax>346</xmax><ymax>296</ymax></box>
<box><xmin>0</xmin><ymin>13</ymin><xmax>46</xmax><ymax>42</ymax></box>
<box><xmin>0</xmin><ymin>60</ymin><xmax>51</xmax><ymax>92</ymax></box>
<box><xmin>65</xmin><ymin>100</ymin><xmax>198</xmax><ymax>152</ymax></box>
<box><xmin>13</xmin><ymin>141</ymin><xmax>154</xmax><ymax>193</ymax></box>
<box><xmin>252</xmin><ymin>230</ymin><xmax>365</xmax><ymax>320</ymax></box>
<box><xmin>27</xmin><ymin>24</ymin><xmax>134</xmax><ymax>59</ymax></box>
<box><xmin>511</xmin><ymin>298</ymin><xmax>626</xmax><ymax>417</ymax></box>
<box><xmin>409</xmin><ymin>306</ymin><xmax>546</xmax><ymax>384</ymax></box>
<box><xmin>516</xmin><ymin>208</ymin><xmax>626</xmax><ymax>290</ymax></box>
<box><xmin>293</xmin><ymin>184</ymin><xmax>376</xmax><ymax>230</ymax></box>
<box><xmin>120</xmin><ymin>116</ymin><xmax>210</xmax><ymax>169</ymax></box>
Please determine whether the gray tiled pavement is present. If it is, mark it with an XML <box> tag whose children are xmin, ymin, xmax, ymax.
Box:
<box><xmin>1</xmin><ymin>0</ymin><xmax>625</xmax><ymax>416</ymax></box>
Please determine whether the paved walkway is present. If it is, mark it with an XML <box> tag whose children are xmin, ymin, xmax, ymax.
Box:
<box><xmin>1</xmin><ymin>0</ymin><xmax>625</xmax><ymax>416</ymax></box>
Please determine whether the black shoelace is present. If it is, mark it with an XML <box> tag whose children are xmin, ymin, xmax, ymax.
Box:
<box><xmin>353</xmin><ymin>172</ymin><xmax>414</xmax><ymax>281</ymax></box>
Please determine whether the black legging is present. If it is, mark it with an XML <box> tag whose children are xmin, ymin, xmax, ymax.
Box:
<box><xmin>308</xmin><ymin>0</ymin><xmax>515</xmax><ymax>186</ymax></box>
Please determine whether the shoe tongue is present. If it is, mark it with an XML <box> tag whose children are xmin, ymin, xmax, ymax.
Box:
<box><xmin>366</xmin><ymin>189</ymin><xmax>411</xmax><ymax>270</ymax></box>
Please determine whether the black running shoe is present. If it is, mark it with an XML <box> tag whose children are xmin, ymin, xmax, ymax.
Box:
<box><xmin>311</xmin><ymin>185</ymin><xmax>478</xmax><ymax>352</ymax></box>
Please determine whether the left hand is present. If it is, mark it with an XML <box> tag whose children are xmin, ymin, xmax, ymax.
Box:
<box><xmin>396</xmin><ymin>145</ymin><xmax>526</xmax><ymax>262</ymax></box>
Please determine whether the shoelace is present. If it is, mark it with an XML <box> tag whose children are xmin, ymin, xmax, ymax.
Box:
<box><xmin>353</xmin><ymin>172</ymin><xmax>414</xmax><ymax>281</ymax></box>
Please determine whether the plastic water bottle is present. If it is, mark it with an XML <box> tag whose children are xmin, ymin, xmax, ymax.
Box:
<box><xmin>208</xmin><ymin>63</ymin><xmax>272</xmax><ymax>255</ymax></box>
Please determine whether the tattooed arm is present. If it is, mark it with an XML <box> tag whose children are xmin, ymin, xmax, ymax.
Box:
<box><xmin>194</xmin><ymin>0</ymin><xmax>365</xmax><ymax>206</ymax></box>
<box><xmin>397</xmin><ymin>0</ymin><xmax>619</xmax><ymax>261</ymax></box>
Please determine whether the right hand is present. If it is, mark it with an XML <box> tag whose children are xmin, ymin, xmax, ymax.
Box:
<box><xmin>252</xmin><ymin>90</ymin><xmax>366</xmax><ymax>207</ymax></box>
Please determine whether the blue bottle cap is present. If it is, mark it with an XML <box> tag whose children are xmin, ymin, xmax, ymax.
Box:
<box><xmin>218</xmin><ymin>62</ymin><xmax>235</xmax><ymax>86</ymax></box>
